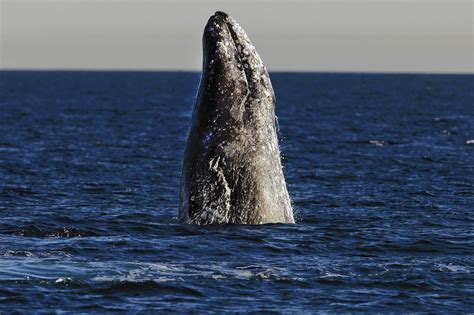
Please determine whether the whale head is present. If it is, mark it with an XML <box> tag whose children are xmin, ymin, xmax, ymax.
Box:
<box><xmin>194</xmin><ymin>11</ymin><xmax>276</xmax><ymax>134</ymax></box>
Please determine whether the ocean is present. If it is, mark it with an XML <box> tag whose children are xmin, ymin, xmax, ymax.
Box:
<box><xmin>0</xmin><ymin>71</ymin><xmax>473</xmax><ymax>312</ymax></box>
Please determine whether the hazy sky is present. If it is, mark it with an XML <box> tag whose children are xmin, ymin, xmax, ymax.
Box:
<box><xmin>1</xmin><ymin>0</ymin><xmax>472</xmax><ymax>73</ymax></box>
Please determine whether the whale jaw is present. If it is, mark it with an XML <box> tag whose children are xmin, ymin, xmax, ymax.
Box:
<box><xmin>179</xmin><ymin>12</ymin><xmax>294</xmax><ymax>225</ymax></box>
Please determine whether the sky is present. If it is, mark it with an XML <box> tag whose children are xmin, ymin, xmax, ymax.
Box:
<box><xmin>0</xmin><ymin>0</ymin><xmax>472</xmax><ymax>73</ymax></box>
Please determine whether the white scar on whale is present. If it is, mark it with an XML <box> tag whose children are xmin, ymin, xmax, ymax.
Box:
<box><xmin>179</xmin><ymin>11</ymin><xmax>294</xmax><ymax>225</ymax></box>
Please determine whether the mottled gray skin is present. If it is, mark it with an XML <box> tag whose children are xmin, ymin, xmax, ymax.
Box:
<box><xmin>179</xmin><ymin>11</ymin><xmax>294</xmax><ymax>225</ymax></box>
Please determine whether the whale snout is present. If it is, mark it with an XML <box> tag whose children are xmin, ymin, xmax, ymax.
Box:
<box><xmin>204</xmin><ymin>11</ymin><xmax>235</xmax><ymax>45</ymax></box>
<box><xmin>212</xmin><ymin>11</ymin><xmax>229</xmax><ymax>21</ymax></box>
<box><xmin>200</xmin><ymin>11</ymin><xmax>275</xmax><ymax>116</ymax></box>
<box><xmin>202</xmin><ymin>12</ymin><xmax>236</xmax><ymax>60</ymax></box>
<box><xmin>202</xmin><ymin>11</ymin><xmax>267</xmax><ymax>82</ymax></box>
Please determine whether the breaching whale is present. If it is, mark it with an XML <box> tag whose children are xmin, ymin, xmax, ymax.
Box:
<box><xmin>179</xmin><ymin>11</ymin><xmax>294</xmax><ymax>225</ymax></box>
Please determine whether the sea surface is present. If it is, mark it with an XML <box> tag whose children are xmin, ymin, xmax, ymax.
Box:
<box><xmin>0</xmin><ymin>71</ymin><xmax>473</xmax><ymax>312</ymax></box>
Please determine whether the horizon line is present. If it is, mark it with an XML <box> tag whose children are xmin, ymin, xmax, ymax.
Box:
<box><xmin>1</xmin><ymin>68</ymin><xmax>473</xmax><ymax>76</ymax></box>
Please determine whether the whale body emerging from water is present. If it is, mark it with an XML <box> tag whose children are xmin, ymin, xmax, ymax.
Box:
<box><xmin>179</xmin><ymin>11</ymin><xmax>294</xmax><ymax>225</ymax></box>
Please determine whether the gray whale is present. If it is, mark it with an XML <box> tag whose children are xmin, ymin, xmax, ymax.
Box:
<box><xmin>179</xmin><ymin>11</ymin><xmax>294</xmax><ymax>224</ymax></box>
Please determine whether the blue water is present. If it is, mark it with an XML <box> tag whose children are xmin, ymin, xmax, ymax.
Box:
<box><xmin>0</xmin><ymin>71</ymin><xmax>473</xmax><ymax>312</ymax></box>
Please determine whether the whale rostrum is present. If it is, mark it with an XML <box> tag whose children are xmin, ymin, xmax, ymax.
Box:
<box><xmin>179</xmin><ymin>11</ymin><xmax>294</xmax><ymax>225</ymax></box>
